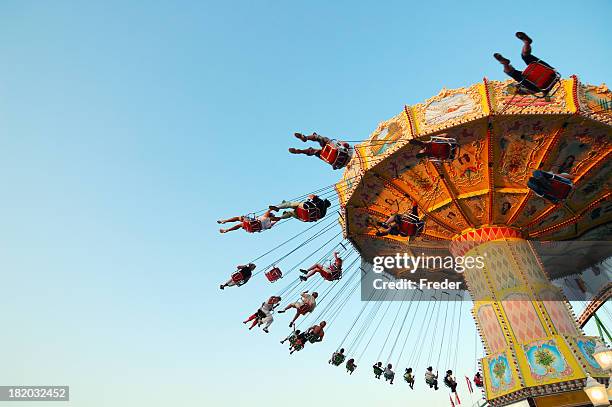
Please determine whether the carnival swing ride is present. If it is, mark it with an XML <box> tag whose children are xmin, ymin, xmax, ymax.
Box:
<box><xmin>217</xmin><ymin>34</ymin><xmax>612</xmax><ymax>407</ymax></box>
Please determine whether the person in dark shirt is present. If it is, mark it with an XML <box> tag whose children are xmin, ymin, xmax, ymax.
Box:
<box><xmin>376</xmin><ymin>201</ymin><xmax>424</xmax><ymax>238</ymax></box>
<box><xmin>444</xmin><ymin>370</ymin><xmax>458</xmax><ymax>393</ymax></box>
<box><xmin>269</xmin><ymin>194</ymin><xmax>331</xmax><ymax>221</ymax></box>
<box><xmin>220</xmin><ymin>263</ymin><xmax>256</xmax><ymax>290</ymax></box>
<box><xmin>289</xmin><ymin>132</ymin><xmax>353</xmax><ymax>170</ymax></box>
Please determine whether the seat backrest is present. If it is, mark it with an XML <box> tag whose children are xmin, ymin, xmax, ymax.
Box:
<box><xmin>522</xmin><ymin>62</ymin><xmax>557</xmax><ymax>89</ymax></box>
<box><xmin>296</xmin><ymin>202</ymin><xmax>321</xmax><ymax>222</ymax></box>
<box><xmin>320</xmin><ymin>143</ymin><xmax>339</xmax><ymax>164</ymax></box>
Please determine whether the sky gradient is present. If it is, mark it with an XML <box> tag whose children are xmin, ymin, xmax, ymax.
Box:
<box><xmin>1</xmin><ymin>1</ymin><xmax>611</xmax><ymax>406</ymax></box>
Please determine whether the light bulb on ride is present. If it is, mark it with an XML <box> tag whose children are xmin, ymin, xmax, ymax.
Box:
<box><xmin>594</xmin><ymin>342</ymin><xmax>612</xmax><ymax>371</ymax></box>
<box><xmin>584</xmin><ymin>374</ymin><xmax>610</xmax><ymax>406</ymax></box>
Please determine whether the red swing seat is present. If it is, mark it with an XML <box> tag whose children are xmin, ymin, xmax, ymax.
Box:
<box><xmin>426</xmin><ymin>137</ymin><xmax>458</xmax><ymax>162</ymax></box>
<box><xmin>320</xmin><ymin>142</ymin><xmax>352</xmax><ymax>169</ymax></box>
<box><xmin>397</xmin><ymin>214</ymin><xmax>424</xmax><ymax>237</ymax></box>
<box><xmin>298</xmin><ymin>304</ymin><xmax>311</xmax><ymax>314</ymax></box>
<box><xmin>548</xmin><ymin>176</ymin><xmax>573</xmax><ymax>200</ymax></box>
<box><xmin>520</xmin><ymin>62</ymin><xmax>560</xmax><ymax>95</ymax></box>
<box><xmin>231</xmin><ymin>271</ymin><xmax>245</xmax><ymax>283</ymax></box>
<box><xmin>242</xmin><ymin>217</ymin><xmax>262</xmax><ymax>233</ymax></box>
<box><xmin>265</xmin><ymin>267</ymin><xmax>283</xmax><ymax>282</ymax></box>
<box><xmin>295</xmin><ymin>201</ymin><xmax>322</xmax><ymax>222</ymax></box>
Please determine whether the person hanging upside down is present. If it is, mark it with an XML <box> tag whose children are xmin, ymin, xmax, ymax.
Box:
<box><xmin>217</xmin><ymin>209</ymin><xmax>280</xmax><ymax>234</ymax></box>
<box><xmin>493</xmin><ymin>32</ymin><xmax>556</xmax><ymax>94</ymax></box>
<box><xmin>329</xmin><ymin>348</ymin><xmax>346</xmax><ymax>366</ymax></box>
<box><xmin>300</xmin><ymin>251</ymin><xmax>343</xmax><ymax>282</ymax></box>
<box><xmin>384</xmin><ymin>363</ymin><xmax>395</xmax><ymax>385</ymax></box>
<box><xmin>404</xmin><ymin>368</ymin><xmax>415</xmax><ymax>389</ymax></box>
<box><xmin>346</xmin><ymin>358</ymin><xmax>357</xmax><ymax>374</ymax></box>
<box><xmin>444</xmin><ymin>370</ymin><xmax>458</xmax><ymax>393</ymax></box>
<box><xmin>473</xmin><ymin>372</ymin><xmax>484</xmax><ymax>388</ymax></box>
<box><xmin>277</xmin><ymin>291</ymin><xmax>318</xmax><ymax>327</ymax></box>
<box><xmin>373</xmin><ymin>362</ymin><xmax>384</xmax><ymax>379</ymax></box>
<box><xmin>220</xmin><ymin>263</ymin><xmax>256</xmax><ymax>290</ymax></box>
<box><xmin>280</xmin><ymin>329</ymin><xmax>305</xmax><ymax>354</ymax></box>
<box><xmin>376</xmin><ymin>201</ymin><xmax>425</xmax><ymax>238</ymax></box>
<box><xmin>409</xmin><ymin>135</ymin><xmax>458</xmax><ymax>161</ymax></box>
<box><xmin>269</xmin><ymin>194</ymin><xmax>331</xmax><ymax>222</ymax></box>
<box><xmin>243</xmin><ymin>296</ymin><xmax>281</xmax><ymax>333</ymax></box>
<box><xmin>289</xmin><ymin>132</ymin><xmax>353</xmax><ymax>170</ymax></box>
<box><xmin>425</xmin><ymin>366</ymin><xmax>439</xmax><ymax>390</ymax></box>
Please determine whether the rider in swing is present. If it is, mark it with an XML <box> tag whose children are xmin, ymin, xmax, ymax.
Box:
<box><xmin>219</xmin><ymin>263</ymin><xmax>256</xmax><ymax>290</ymax></box>
<box><xmin>493</xmin><ymin>32</ymin><xmax>555</xmax><ymax>94</ymax></box>
<box><xmin>269</xmin><ymin>194</ymin><xmax>331</xmax><ymax>221</ymax></box>
<box><xmin>289</xmin><ymin>132</ymin><xmax>353</xmax><ymax>170</ymax></box>
<box><xmin>277</xmin><ymin>291</ymin><xmax>318</xmax><ymax>327</ymax></box>
<box><xmin>218</xmin><ymin>209</ymin><xmax>281</xmax><ymax>234</ymax></box>
<box><xmin>300</xmin><ymin>251</ymin><xmax>343</xmax><ymax>282</ymax></box>
<box><xmin>376</xmin><ymin>201</ymin><xmax>424</xmax><ymax>238</ymax></box>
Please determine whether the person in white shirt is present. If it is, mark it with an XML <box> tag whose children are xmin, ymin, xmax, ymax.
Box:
<box><xmin>425</xmin><ymin>366</ymin><xmax>439</xmax><ymax>390</ymax></box>
<box><xmin>218</xmin><ymin>209</ymin><xmax>280</xmax><ymax>234</ymax></box>
<box><xmin>384</xmin><ymin>363</ymin><xmax>395</xmax><ymax>385</ymax></box>
<box><xmin>243</xmin><ymin>296</ymin><xmax>281</xmax><ymax>333</ymax></box>
<box><xmin>277</xmin><ymin>291</ymin><xmax>318</xmax><ymax>327</ymax></box>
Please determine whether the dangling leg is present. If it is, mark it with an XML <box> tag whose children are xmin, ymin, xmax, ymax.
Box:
<box><xmin>249</xmin><ymin>317</ymin><xmax>260</xmax><ymax>330</ymax></box>
<box><xmin>289</xmin><ymin>310</ymin><xmax>301</xmax><ymax>327</ymax></box>
<box><xmin>494</xmin><ymin>53</ymin><xmax>524</xmax><ymax>83</ymax></box>
<box><xmin>300</xmin><ymin>264</ymin><xmax>322</xmax><ymax>281</ymax></box>
<box><xmin>261</xmin><ymin>314</ymin><xmax>273</xmax><ymax>332</ymax></box>
<box><xmin>220</xmin><ymin>278</ymin><xmax>236</xmax><ymax>290</ymax></box>
<box><xmin>277</xmin><ymin>302</ymin><xmax>297</xmax><ymax>313</ymax></box>
<box><xmin>516</xmin><ymin>31</ymin><xmax>553</xmax><ymax>68</ymax></box>
<box><xmin>288</xmin><ymin>147</ymin><xmax>321</xmax><ymax>156</ymax></box>
<box><xmin>243</xmin><ymin>313</ymin><xmax>258</xmax><ymax>324</ymax></box>
<box><xmin>303</xmin><ymin>133</ymin><xmax>331</xmax><ymax>148</ymax></box>
<box><xmin>219</xmin><ymin>224</ymin><xmax>243</xmax><ymax>234</ymax></box>
<box><xmin>217</xmin><ymin>216</ymin><xmax>241</xmax><ymax>224</ymax></box>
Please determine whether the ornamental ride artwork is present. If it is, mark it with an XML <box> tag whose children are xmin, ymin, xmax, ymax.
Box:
<box><xmin>335</xmin><ymin>77</ymin><xmax>612</xmax><ymax>406</ymax></box>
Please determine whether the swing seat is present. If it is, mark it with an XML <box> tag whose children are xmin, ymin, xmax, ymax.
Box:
<box><xmin>384</xmin><ymin>372</ymin><xmax>394</xmax><ymax>380</ymax></box>
<box><xmin>231</xmin><ymin>271</ymin><xmax>244</xmax><ymax>283</ymax></box>
<box><xmin>427</xmin><ymin>137</ymin><xmax>458</xmax><ymax>162</ymax></box>
<box><xmin>547</xmin><ymin>174</ymin><xmax>574</xmax><ymax>200</ymax></box>
<box><xmin>298</xmin><ymin>304</ymin><xmax>312</xmax><ymax>314</ymax></box>
<box><xmin>347</xmin><ymin>364</ymin><xmax>356</xmax><ymax>372</ymax></box>
<box><xmin>474</xmin><ymin>379</ymin><xmax>483</xmax><ymax>388</ymax></box>
<box><xmin>520</xmin><ymin>62</ymin><xmax>560</xmax><ymax>95</ymax></box>
<box><xmin>265</xmin><ymin>267</ymin><xmax>283</xmax><ymax>282</ymax></box>
<box><xmin>331</xmin><ymin>353</ymin><xmax>346</xmax><ymax>366</ymax></box>
<box><xmin>398</xmin><ymin>214</ymin><xmax>424</xmax><ymax>237</ymax></box>
<box><xmin>320</xmin><ymin>142</ymin><xmax>352</xmax><ymax>169</ymax></box>
<box><xmin>242</xmin><ymin>217</ymin><xmax>262</xmax><ymax>233</ymax></box>
<box><xmin>295</xmin><ymin>201</ymin><xmax>322</xmax><ymax>222</ymax></box>
<box><xmin>304</xmin><ymin>332</ymin><xmax>321</xmax><ymax>343</ymax></box>
<box><xmin>529</xmin><ymin>171</ymin><xmax>573</xmax><ymax>203</ymax></box>
<box><xmin>327</xmin><ymin>271</ymin><xmax>342</xmax><ymax>281</ymax></box>
<box><xmin>373</xmin><ymin>367</ymin><xmax>383</xmax><ymax>375</ymax></box>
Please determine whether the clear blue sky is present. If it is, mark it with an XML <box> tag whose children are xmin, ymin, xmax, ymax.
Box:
<box><xmin>0</xmin><ymin>1</ymin><xmax>610</xmax><ymax>407</ymax></box>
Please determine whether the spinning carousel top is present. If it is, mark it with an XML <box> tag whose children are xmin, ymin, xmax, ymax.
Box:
<box><xmin>337</xmin><ymin>77</ymin><xmax>612</xmax><ymax>279</ymax></box>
